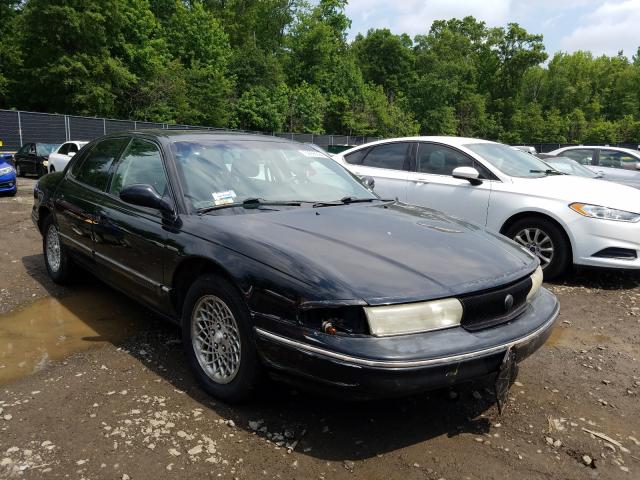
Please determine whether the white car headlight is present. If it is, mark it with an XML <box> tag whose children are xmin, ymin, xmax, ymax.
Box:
<box><xmin>570</xmin><ymin>203</ymin><xmax>640</xmax><ymax>222</ymax></box>
<box><xmin>0</xmin><ymin>166</ymin><xmax>15</xmax><ymax>176</ymax></box>
<box><xmin>527</xmin><ymin>265</ymin><xmax>543</xmax><ymax>302</ymax></box>
<box><xmin>364</xmin><ymin>298</ymin><xmax>463</xmax><ymax>337</ymax></box>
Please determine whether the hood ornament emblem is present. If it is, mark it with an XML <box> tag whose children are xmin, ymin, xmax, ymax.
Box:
<box><xmin>504</xmin><ymin>294</ymin><xmax>514</xmax><ymax>312</ymax></box>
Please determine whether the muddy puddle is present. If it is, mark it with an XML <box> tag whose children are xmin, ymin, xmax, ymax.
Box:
<box><xmin>0</xmin><ymin>289</ymin><xmax>152</xmax><ymax>384</ymax></box>
<box><xmin>547</xmin><ymin>324</ymin><xmax>611</xmax><ymax>348</ymax></box>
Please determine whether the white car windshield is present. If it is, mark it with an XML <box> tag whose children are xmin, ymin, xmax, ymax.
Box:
<box><xmin>465</xmin><ymin>143</ymin><xmax>558</xmax><ymax>178</ymax></box>
<box><xmin>172</xmin><ymin>140</ymin><xmax>377</xmax><ymax>210</ymax></box>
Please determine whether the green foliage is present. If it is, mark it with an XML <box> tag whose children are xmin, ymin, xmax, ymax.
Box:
<box><xmin>0</xmin><ymin>2</ymin><xmax>639</xmax><ymax>143</ymax></box>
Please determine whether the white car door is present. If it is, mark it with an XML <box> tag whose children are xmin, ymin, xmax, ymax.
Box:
<box><xmin>406</xmin><ymin>142</ymin><xmax>492</xmax><ymax>226</ymax></box>
<box><xmin>342</xmin><ymin>142</ymin><xmax>411</xmax><ymax>201</ymax></box>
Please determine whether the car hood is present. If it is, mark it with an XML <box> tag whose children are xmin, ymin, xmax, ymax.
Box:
<box><xmin>511</xmin><ymin>175</ymin><xmax>640</xmax><ymax>210</ymax></box>
<box><xmin>200</xmin><ymin>202</ymin><xmax>538</xmax><ymax>305</ymax></box>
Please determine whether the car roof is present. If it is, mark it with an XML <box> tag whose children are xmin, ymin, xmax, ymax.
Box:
<box><xmin>341</xmin><ymin>136</ymin><xmax>497</xmax><ymax>151</ymax></box>
<box><xmin>106</xmin><ymin>129</ymin><xmax>295</xmax><ymax>144</ymax></box>
<box><xmin>559</xmin><ymin>145</ymin><xmax>640</xmax><ymax>154</ymax></box>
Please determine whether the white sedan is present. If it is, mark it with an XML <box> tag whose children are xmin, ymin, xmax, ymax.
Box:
<box><xmin>334</xmin><ymin>137</ymin><xmax>640</xmax><ymax>278</ymax></box>
<box><xmin>48</xmin><ymin>141</ymin><xmax>88</xmax><ymax>173</ymax></box>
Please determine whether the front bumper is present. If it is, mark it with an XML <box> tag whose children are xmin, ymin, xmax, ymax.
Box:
<box><xmin>255</xmin><ymin>288</ymin><xmax>559</xmax><ymax>398</ymax></box>
<box><xmin>566</xmin><ymin>214</ymin><xmax>640</xmax><ymax>269</ymax></box>
<box><xmin>0</xmin><ymin>173</ymin><xmax>17</xmax><ymax>193</ymax></box>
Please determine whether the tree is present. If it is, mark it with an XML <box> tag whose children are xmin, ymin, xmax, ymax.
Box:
<box><xmin>287</xmin><ymin>82</ymin><xmax>326</xmax><ymax>133</ymax></box>
<box><xmin>234</xmin><ymin>84</ymin><xmax>288</xmax><ymax>131</ymax></box>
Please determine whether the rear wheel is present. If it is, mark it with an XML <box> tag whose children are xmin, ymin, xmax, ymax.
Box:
<box><xmin>505</xmin><ymin>217</ymin><xmax>570</xmax><ymax>280</ymax></box>
<box><xmin>182</xmin><ymin>274</ymin><xmax>261</xmax><ymax>402</ymax></box>
<box><xmin>42</xmin><ymin>215</ymin><xmax>74</xmax><ymax>283</ymax></box>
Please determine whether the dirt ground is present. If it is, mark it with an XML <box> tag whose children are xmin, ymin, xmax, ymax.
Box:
<box><xmin>1</xmin><ymin>177</ymin><xmax>639</xmax><ymax>480</ymax></box>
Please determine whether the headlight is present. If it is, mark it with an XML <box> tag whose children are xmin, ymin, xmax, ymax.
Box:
<box><xmin>570</xmin><ymin>203</ymin><xmax>640</xmax><ymax>222</ymax></box>
<box><xmin>527</xmin><ymin>265</ymin><xmax>543</xmax><ymax>302</ymax></box>
<box><xmin>364</xmin><ymin>298</ymin><xmax>463</xmax><ymax>337</ymax></box>
<box><xmin>0</xmin><ymin>166</ymin><xmax>15</xmax><ymax>176</ymax></box>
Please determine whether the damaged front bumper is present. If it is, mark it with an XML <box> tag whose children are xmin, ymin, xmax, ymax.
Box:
<box><xmin>254</xmin><ymin>288</ymin><xmax>559</xmax><ymax>399</ymax></box>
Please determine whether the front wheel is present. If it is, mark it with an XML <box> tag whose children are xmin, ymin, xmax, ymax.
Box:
<box><xmin>505</xmin><ymin>217</ymin><xmax>570</xmax><ymax>280</ymax></box>
<box><xmin>182</xmin><ymin>274</ymin><xmax>261</xmax><ymax>402</ymax></box>
<box><xmin>16</xmin><ymin>163</ymin><xmax>24</xmax><ymax>177</ymax></box>
<box><xmin>49</xmin><ymin>165</ymin><xmax>55</xmax><ymax>173</ymax></box>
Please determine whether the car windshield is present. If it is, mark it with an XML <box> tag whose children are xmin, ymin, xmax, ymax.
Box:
<box><xmin>171</xmin><ymin>139</ymin><xmax>377</xmax><ymax>210</ymax></box>
<box><xmin>544</xmin><ymin>158</ymin><xmax>597</xmax><ymax>178</ymax></box>
<box><xmin>37</xmin><ymin>144</ymin><xmax>60</xmax><ymax>156</ymax></box>
<box><xmin>465</xmin><ymin>143</ymin><xmax>556</xmax><ymax>178</ymax></box>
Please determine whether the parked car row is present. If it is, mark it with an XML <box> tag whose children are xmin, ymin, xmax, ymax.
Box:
<box><xmin>334</xmin><ymin>137</ymin><xmax>640</xmax><ymax>278</ymax></box>
<box><xmin>11</xmin><ymin>140</ymin><xmax>89</xmax><ymax>178</ymax></box>
<box><xmin>32</xmin><ymin>131</ymin><xmax>559</xmax><ymax>402</ymax></box>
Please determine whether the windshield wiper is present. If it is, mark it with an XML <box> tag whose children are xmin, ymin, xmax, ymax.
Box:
<box><xmin>529</xmin><ymin>169</ymin><xmax>566</xmax><ymax>176</ymax></box>
<box><xmin>197</xmin><ymin>198</ymin><xmax>302</xmax><ymax>214</ymax></box>
<box><xmin>312</xmin><ymin>196</ymin><xmax>392</xmax><ymax>208</ymax></box>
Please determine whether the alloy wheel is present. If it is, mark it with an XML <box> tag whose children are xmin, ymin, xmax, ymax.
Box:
<box><xmin>45</xmin><ymin>224</ymin><xmax>61</xmax><ymax>273</ymax></box>
<box><xmin>191</xmin><ymin>295</ymin><xmax>242</xmax><ymax>384</ymax></box>
<box><xmin>514</xmin><ymin>227</ymin><xmax>554</xmax><ymax>269</ymax></box>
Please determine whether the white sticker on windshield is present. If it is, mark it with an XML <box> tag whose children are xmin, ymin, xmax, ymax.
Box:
<box><xmin>211</xmin><ymin>190</ymin><xmax>237</xmax><ymax>205</ymax></box>
<box><xmin>298</xmin><ymin>149</ymin><xmax>326</xmax><ymax>158</ymax></box>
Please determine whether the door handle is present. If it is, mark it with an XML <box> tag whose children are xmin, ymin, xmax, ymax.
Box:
<box><xmin>414</xmin><ymin>177</ymin><xmax>430</xmax><ymax>184</ymax></box>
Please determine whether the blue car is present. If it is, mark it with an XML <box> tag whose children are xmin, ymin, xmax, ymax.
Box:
<box><xmin>0</xmin><ymin>155</ymin><xmax>17</xmax><ymax>196</ymax></box>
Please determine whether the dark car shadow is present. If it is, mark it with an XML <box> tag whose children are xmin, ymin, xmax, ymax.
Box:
<box><xmin>549</xmin><ymin>266</ymin><xmax>640</xmax><ymax>290</ymax></box>
<box><xmin>19</xmin><ymin>252</ymin><xmax>501</xmax><ymax>461</ymax></box>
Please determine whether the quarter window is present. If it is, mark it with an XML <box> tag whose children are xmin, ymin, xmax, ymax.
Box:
<box><xmin>362</xmin><ymin>143</ymin><xmax>409</xmax><ymax>170</ymax></box>
<box><xmin>75</xmin><ymin>138</ymin><xmax>128</xmax><ymax>191</ymax></box>
<box><xmin>110</xmin><ymin>139</ymin><xmax>168</xmax><ymax>197</ymax></box>
<box><xmin>562</xmin><ymin>149</ymin><xmax>594</xmax><ymax>165</ymax></box>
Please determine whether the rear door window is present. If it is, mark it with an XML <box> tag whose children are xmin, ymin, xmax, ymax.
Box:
<box><xmin>75</xmin><ymin>138</ymin><xmax>129</xmax><ymax>191</ymax></box>
<box><xmin>361</xmin><ymin>143</ymin><xmax>410</xmax><ymax>171</ymax></box>
<box><xmin>344</xmin><ymin>148</ymin><xmax>369</xmax><ymax>165</ymax></box>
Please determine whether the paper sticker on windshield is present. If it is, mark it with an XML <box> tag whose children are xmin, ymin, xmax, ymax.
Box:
<box><xmin>299</xmin><ymin>149</ymin><xmax>326</xmax><ymax>158</ymax></box>
<box><xmin>212</xmin><ymin>190</ymin><xmax>236</xmax><ymax>205</ymax></box>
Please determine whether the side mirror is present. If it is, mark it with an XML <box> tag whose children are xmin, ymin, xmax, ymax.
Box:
<box><xmin>360</xmin><ymin>175</ymin><xmax>375</xmax><ymax>189</ymax></box>
<box><xmin>120</xmin><ymin>184</ymin><xmax>175</xmax><ymax>216</ymax></box>
<box><xmin>68</xmin><ymin>152</ymin><xmax>76</xmax><ymax>158</ymax></box>
<box><xmin>452</xmin><ymin>166</ymin><xmax>482</xmax><ymax>185</ymax></box>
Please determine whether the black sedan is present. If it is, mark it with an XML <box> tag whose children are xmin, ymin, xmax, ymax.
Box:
<box><xmin>14</xmin><ymin>142</ymin><xmax>59</xmax><ymax>177</ymax></box>
<box><xmin>32</xmin><ymin>131</ymin><xmax>559</xmax><ymax>402</ymax></box>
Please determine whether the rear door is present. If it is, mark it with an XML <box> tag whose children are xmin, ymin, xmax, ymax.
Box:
<box><xmin>406</xmin><ymin>142</ymin><xmax>493</xmax><ymax>226</ymax></box>
<box><xmin>344</xmin><ymin>142</ymin><xmax>411</xmax><ymax>201</ymax></box>
<box><xmin>93</xmin><ymin>137</ymin><xmax>173</xmax><ymax>311</ymax></box>
<box><xmin>53</xmin><ymin>137</ymin><xmax>129</xmax><ymax>266</ymax></box>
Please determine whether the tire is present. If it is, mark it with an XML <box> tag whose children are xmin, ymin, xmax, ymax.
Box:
<box><xmin>182</xmin><ymin>274</ymin><xmax>261</xmax><ymax>402</ymax></box>
<box><xmin>16</xmin><ymin>163</ymin><xmax>23</xmax><ymax>177</ymax></box>
<box><xmin>504</xmin><ymin>217</ymin><xmax>570</xmax><ymax>280</ymax></box>
<box><xmin>49</xmin><ymin>165</ymin><xmax>55</xmax><ymax>173</ymax></box>
<box><xmin>42</xmin><ymin>214</ymin><xmax>74</xmax><ymax>284</ymax></box>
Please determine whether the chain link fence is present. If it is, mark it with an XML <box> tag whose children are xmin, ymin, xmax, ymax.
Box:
<box><xmin>0</xmin><ymin>109</ymin><xmax>380</xmax><ymax>152</ymax></box>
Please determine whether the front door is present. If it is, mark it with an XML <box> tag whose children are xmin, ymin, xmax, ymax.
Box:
<box><xmin>93</xmin><ymin>138</ymin><xmax>173</xmax><ymax>311</ymax></box>
<box><xmin>406</xmin><ymin>142</ymin><xmax>492</xmax><ymax>226</ymax></box>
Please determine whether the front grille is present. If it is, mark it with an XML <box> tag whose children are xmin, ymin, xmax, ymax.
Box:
<box><xmin>460</xmin><ymin>275</ymin><xmax>532</xmax><ymax>331</ymax></box>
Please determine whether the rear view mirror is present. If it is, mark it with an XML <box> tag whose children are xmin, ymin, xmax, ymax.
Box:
<box><xmin>120</xmin><ymin>184</ymin><xmax>175</xmax><ymax>216</ymax></box>
<box><xmin>360</xmin><ymin>175</ymin><xmax>375</xmax><ymax>189</ymax></box>
<box><xmin>452</xmin><ymin>166</ymin><xmax>482</xmax><ymax>185</ymax></box>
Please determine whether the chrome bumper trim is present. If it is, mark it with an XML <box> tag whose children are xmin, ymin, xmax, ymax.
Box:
<box><xmin>255</xmin><ymin>303</ymin><xmax>559</xmax><ymax>369</ymax></box>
